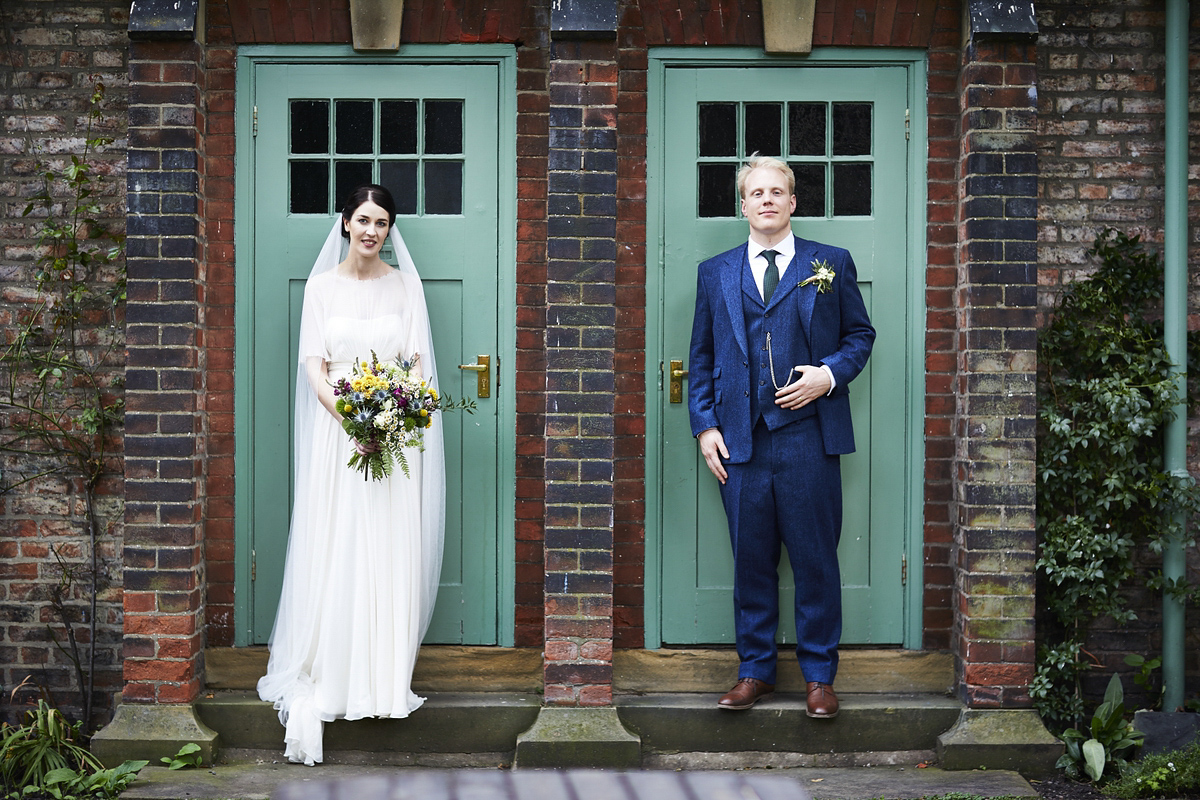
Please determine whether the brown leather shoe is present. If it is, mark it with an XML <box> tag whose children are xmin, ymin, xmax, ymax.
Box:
<box><xmin>717</xmin><ymin>678</ymin><xmax>775</xmax><ymax>710</ymax></box>
<box><xmin>806</xmin><ymin>681</ymin><xmax>839</xmax><ymax>718</ymax></box>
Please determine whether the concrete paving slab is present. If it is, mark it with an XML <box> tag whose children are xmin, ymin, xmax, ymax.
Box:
<box><xmin>118</xmin><ymin>760</ymin><xmax>1037</xmax><ymax>800</ymax></box>
<box><xmin>777</xmin><ymin>766</ymin><xmax>1037</xmax><ymax>799</ymax></box>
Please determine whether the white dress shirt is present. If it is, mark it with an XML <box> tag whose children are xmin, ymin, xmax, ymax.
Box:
<box><xmin>747</xmin><ymin>235</ymin><xmax>836</xmax><ymax>394</ymax></box>
<box><xmin>748</xmin><ymin>236</ymin><xmax>796</xmax><ymax>301</ymax></box>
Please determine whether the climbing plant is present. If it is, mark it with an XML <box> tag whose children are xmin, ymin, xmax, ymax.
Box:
<box><xmin>1033</xmin><ymin>229</ymin><xmax>1199</xmax><ymax>732</ymax></box>
<box><xmin>0</xmin><ymin>78</ymin><xmax>125</xmax><ymax>732</ymax></box>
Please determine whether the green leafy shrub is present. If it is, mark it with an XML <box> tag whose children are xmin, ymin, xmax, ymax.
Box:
<box><xmin>20</xmin><ymin>761</ymin><xmax>145</xmax><ymax>800</ymax></box>
<box><xmin>160</xmin><ymin>743</ymin><xmax>203</xmax><ymax>771</ymax></box>
<box><xmin>0</xmin><ymin>701</ymin><xmax>100</xmax><ymax>789</ymax></box>
<box><xmin>1103</xmin><ymin>738</ymin><xmax>1200</xmax><ymax>798</ymax></box>
<box><xmin>1056</xmin><ymin>674</ymin><xmax>1144</xmax><ymax>783</ymax></box>
<box><xmin>0</xmin><ymin>700</ymin><xmax>146</xmax><ymax>798</ymax></box>
<box><xmin>1035</xmin><ymin>230</ymin><xmax>1200</xmax><ymax>731</ymax></box>
<box><xmin>1123</xmin><ymin>654</ymin><xmax>1162</xmax><ymax>710</ymax></box>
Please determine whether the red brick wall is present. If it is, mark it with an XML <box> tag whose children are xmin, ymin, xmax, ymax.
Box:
<box><xmin>1034</xmin><ymin>0</ymin><xmax>1200</xmax><ymax>706</ymax></box>
<box><xmin>952</xmin><ymin>36</ymin><xmax>1040</xmax><ymax>709</ymax></box>
<box><xmin>201</xmin><ymin>0</ymin><xmax>240</xmax><ymax>647</ymax></box>
<box><xmin>636</xmin><ymin>0</ymin><xmax>945</xmax><ymax>47</ymax></box>
<box><xmin>922</xmin><ymin>2</ymin><xmax>966</xmax><ymax>652</ymax></box>
<box><xmin>222</xmin><ymin>0</ymin><xmax>523</xmax><ymax>44</ymax></box>
<box><xmin>0</xmin><ymin>0</ymin><xmax>129</xmax><ymax>723</ymax></box>
<box><xmin>512</xmin><ymin>5</ymin><xmax>551</xmax><ymax>649</ymax></box>
<box><xmin>614</xmin><ymin>1</ymin><xmax>649</xmax><ymax>649</ymax></box>
<box><xmin>123</xmin><ymin>37</ymin><xmax>210</xmax><ymax>705</ymax></box>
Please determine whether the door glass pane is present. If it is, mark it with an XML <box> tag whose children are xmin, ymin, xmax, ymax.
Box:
<box><xmin>833</xmin><ymin>163</ymin><xmax>871</xmax><ymax>216</ymax></box>
<box><xmin>336</xmin><ymin>100</ymin><xmax>374</xmax><ymax>155</ymax></box>
<box><xmin>788</xmin><ymin>103</ymin><xmax>826</xmax><ymax>157</ymax></box>
<box><xmin>744</xmin><ymin>102</ymin><xmax>782</xmax><ymax>157</ymax></box>
<box><xmin>425</xmin><ymin>100</ymin><xmax>463</xmax><ymax>155</ymax></box>
<box><xmin>291</xmin><ymin>100</ymin><xmax>329</xmax><ymax>154</ymax></box>
<box><xmin>380</xmin><ymin>100</ymin><xmax>418</xmax><ymax>154</ymax></box>
<box><xmin>335</xmin><ymin>161</ymin><xmax>373</xmax><ymax>209</ymax></box>
<box><xmin>832</xmin><ymin>103</ymin><xmax>872</xmax><ymax>156</ymax></box>
<box><xmin>380</xmin><ymin>161</ymin><xmax>418</xmax><ymax>215</ymax></box>
<box><xmin>791</xmin><ymin>162</ymin><xmax>825</xmax><ymax>217</ymax></box>
<box><xmin>424</xmin><ymin>161</ymin><xmax>463</xmax><ymax>214</ymax></box>
<box><xmin>698</xmin><ymin>163</ymin><xmax>736</xmax><ymax>218</ymax></box>
<box><xmin>290</xmin><ymin>160</ymin><xmax>329</xmax><ymax>214</ymax></box>
<box><xmin>698</xmin><ymin>103</ymin><xmax>736</xmax><ymax>157</ymax></box>
<box><xmin>295</xmin><ymin>97</ymin><xmax>471</xmax><ymax>217</ymax></box>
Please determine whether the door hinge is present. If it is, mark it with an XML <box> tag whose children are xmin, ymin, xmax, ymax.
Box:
<box><xmin>904</xmin><ymin>108</ymin><xmax>910</xmax><ymax>141</ymax></box>
<box><xmin>901</xmin><ymin>552</ymin><xmax>907</xmax><ymax>586</ymax></box>
<box><xmin>251</xmin><ymin>549</ymin><xmax>257</xmax><ymax>581</ymax></box>
<box><xmin>253</xmin><ymin>105</ymin><xmax>258</xmax><ymax>137</ymax></box>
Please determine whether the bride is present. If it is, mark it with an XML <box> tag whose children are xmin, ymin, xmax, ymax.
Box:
<box><xmin>257</xmin><ymin>184</ymin><xmax>445</xmax><ymax>765</ymax></box>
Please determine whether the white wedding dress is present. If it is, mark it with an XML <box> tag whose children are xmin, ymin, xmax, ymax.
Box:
<box><xmin>257</xmin><ymin>226</ymin><xmax>445</xmax><ymax>766</ymax></box>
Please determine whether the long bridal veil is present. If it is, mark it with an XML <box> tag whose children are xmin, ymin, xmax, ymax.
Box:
<box><xmin>257</xmin><ymin>218</ymin><xmax>446</xmax><ymax>762</ymax></box>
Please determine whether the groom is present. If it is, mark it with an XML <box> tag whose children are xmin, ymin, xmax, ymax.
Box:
<box><xmin>687</xmin><ymin>156</ymin><xmax>875</xmax><ymax>718</ymax></box>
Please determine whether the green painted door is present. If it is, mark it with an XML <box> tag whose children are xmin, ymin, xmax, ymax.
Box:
<box><xmin>246</xmin><ymin>63</ymin><xmax>501</xmax><ymax>645</ymax></box>
<box><xmin>658</xmin><ymin>64</ymin><xmax>909</xmax><ymax>645</ymax></box>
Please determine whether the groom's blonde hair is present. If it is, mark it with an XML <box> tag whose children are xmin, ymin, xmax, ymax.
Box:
<box><xmin>736</xmin><ymin>155</ymin><xmax>795</xmax><ymax>199</ymax></box>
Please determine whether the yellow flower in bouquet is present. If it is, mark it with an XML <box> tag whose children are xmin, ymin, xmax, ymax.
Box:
<box><xmin>331</xmin><ymin>351</ymin><xmax>474</xmax><ymax>480</ymax></box>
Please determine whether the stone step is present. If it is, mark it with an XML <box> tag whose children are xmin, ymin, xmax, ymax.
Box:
<box><xmin>197</xmin><ymin>691</ymin><xmax>962</xmax><ymax>764</ymax></box>
<box><xmin>206</xmin><ymin>646</ymin><xmax>955</xmax><ymax>695</ymax></box>
<box><xmin>197</xmin><ymin>692</ymin><xmax>541</xmax><ymax>756</ymax></box>
<box><xmin>617</xmin><ymin>693</ymin><xmax>963</xmax><ymax>757</ymax></box>
<box><xmin>199</xmin><ymin>648</ymin><xmax>963</xmax><ymax>769</ymax></box>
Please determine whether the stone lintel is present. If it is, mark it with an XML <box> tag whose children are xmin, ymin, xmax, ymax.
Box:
<box><xmin>761</xmin><ymin>0</ymin><xmax>817</xmax><ymax>54</ymax></box>
<box><xmin>936</xmin><ymin>709</ymin><xmax>1062</xmax><ymax>777</ymax></box>
<box><xmin>128</xmin><ymin>0</ymin><xmax>201</xmax><ymax>40</ymax></box>
<box><xmin>514</xmin><ymin>707</ymin><xmax>640</xmax><ymax>768</ymax></box>
<box><xmin>550</xmin><ymin>0</ymin><xmax>618</xmax><ymax>39</ymax></box>
<box><xmin>350</xmin><ymin>0</ymin><xmax>404</xmax><ymax>50</ymax></box>
<box><xmin>90</xmin><ymin>703</ymin><xmax>219</xmax><ymax>768</ymax></box>
<box><xmin>966</xmin><ymin>0</ymin><xmax>1037</xmax><ymax>37</ymax></box>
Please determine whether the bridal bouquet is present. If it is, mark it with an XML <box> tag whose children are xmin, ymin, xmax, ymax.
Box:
<box><xmin>332</xmin><ymin>351</ymin><xmax>472</xmax><ymax>480</ymax></box>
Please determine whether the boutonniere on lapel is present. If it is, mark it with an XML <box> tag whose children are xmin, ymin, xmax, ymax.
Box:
<box><xmin>799</xmin><ymin>259</ymin><xmax>836</xmax><ymax>294</ymax></box>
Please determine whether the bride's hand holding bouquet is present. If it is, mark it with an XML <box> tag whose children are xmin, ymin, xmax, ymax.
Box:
<box><xmin>332</xmin><ymin>351</ymin><xmax>474</xmax><ymax>480</ymax></box>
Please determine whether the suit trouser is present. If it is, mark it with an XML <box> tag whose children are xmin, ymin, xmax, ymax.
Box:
<box><xmin>719</xmin><ymin>415</ymin><xmax>842</xmax><ymax>685</ymax></box>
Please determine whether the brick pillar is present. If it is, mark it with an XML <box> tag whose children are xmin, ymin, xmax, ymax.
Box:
<box><xmin>951</xmin><ymin>39</ymin><xmax>1039</xmax><ymax>709</ymax></box>
<box><xmin>541</xmin><ymin>40</ymin><xmax>619</xmax><ymax>708</ymax></box>
<box><xmin>121</xmin><ymin>38</ymin><xmax>208</xmax><ymax>706</ymax></box>
<box><xmin>92</xmin><ymin>32</ymin><xmax>218</xmax><ymax>767</ymax></box>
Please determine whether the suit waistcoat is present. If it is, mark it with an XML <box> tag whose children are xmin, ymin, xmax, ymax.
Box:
<box><xmin>743</xmin><ymin>262</ymin><xmax>816</xmax><ymax>429</ymax></box>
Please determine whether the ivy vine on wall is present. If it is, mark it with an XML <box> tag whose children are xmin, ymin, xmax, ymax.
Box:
<box><xmin>0</xmin><ymin>79</ymin><xmax>125</xmax><ymax>732</ymax></box>
<box><xmin>1033</xmin><ymin>229</ymin><xmax>1199</xmax><ymax>731</ymax></box>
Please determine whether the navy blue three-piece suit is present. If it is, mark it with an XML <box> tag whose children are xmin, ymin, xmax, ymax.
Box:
<box><xmin>687</xmin><ymin>234</ymin><xmax>875</xmax><ymax>686</ymax></box>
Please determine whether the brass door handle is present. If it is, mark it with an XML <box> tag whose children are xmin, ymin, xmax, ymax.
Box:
<box><xmin>458</xmin><ymin>355</ymin><xmax>491</xmax><ymax>398</ymax></box>
<box><xmin>669</xmin><ymin>359</ymin><xmax>688</xmax><ymax>404</ymax></box>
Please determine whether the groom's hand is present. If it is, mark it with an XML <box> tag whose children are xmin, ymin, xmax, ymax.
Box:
<box><xmin>775</xmin><ymin>365</ymin><xmax>831</xmax><ymax>410</ymax></box>
<box><xmin>697</xmin><ymin>428</ymin><xmax>729</xmax><ymax>485</ymax></box>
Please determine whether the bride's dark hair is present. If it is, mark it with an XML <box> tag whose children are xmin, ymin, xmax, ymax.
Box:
<box><xmin>340</xmin><ymin>184</ymin><xmax>397</xmax><ymax>238</ymax></box>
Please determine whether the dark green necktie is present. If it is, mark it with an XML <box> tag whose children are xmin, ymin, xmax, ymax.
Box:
<box><xmin>762</xmin><ymin>249</ymin><xmax>779</xmax><ymax>304</ymax></box>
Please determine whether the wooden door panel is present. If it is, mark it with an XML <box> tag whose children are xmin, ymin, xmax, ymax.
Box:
<box><xmin>658</xmin><ymin>65</ymin><xmax>908</xmax><ymax>646</ymax></box>
<box><xmin>246</xmin><ymin>62</ymin><xmax>501</xmax><ymax>645</ymax></box>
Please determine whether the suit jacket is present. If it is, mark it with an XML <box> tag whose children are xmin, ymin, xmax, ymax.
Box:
<box><xmin>687</xmin><ymin>235</ymin><xmax>875</xmax><ymax>462</ymax></box>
